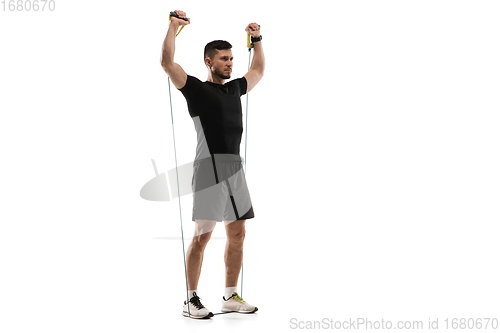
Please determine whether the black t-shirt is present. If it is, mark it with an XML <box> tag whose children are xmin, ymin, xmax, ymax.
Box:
<box><xmin>179</xmin><ymin>75</ymin><xmax>248</xmax><ymax>163</ymax></box>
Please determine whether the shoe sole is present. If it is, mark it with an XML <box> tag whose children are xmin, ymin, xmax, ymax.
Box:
<box><xmin>220</xmin><ymin>307</ymin><xmax>258</xmax><ymax>314</ymax></box>
<box><xmin>182</xmin><ymin>311</ymin><xmax>214</xmax><ymax>319</ymax></box>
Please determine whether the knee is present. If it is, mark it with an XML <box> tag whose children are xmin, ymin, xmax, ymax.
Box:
<box><xmin>192</xmin><ymin>219</ymin><xmax>216</xmax><ymax>249</ymax></box>
<box><xmin>191</xmin><ymin>232</ymin><xmax>212</xmax><ymax>250</ymax></box>
<box><xmin>228</xmin><ymin>228</ymin><xmax>246</xmax><ymax>245</ymax></box>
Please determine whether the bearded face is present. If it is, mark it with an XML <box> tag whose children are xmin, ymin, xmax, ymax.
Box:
<box><xmin>208</xmin><ymin>49</ymin><xmax>233</xmax><ymax>80</ymax></box>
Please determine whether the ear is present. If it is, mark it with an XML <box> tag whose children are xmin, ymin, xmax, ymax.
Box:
<box><xmin>204</xmin><ymin>57</ymin><xmax>212</xmax><ymax>68</ymax></box>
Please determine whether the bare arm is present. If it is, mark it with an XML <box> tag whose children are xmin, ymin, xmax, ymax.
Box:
<box><xmin>244</xmin><ymin>23</ymin><xmax>265</xmax><ymax>93</ymax></box>
<box><xmin>161</xmin><ymin>11</ymin><xmax>190</xmax><ymax>89</ymax></box>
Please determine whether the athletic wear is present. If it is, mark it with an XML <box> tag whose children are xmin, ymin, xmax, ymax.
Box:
<box><xmin>193</xmin><ymin>219</ymin><xmax>238</xmax><ymax>237</ymax></box>
<box><xmin>179</xmin><ymin>75</ymin><xmax>254</xmax><ymax>222</ymax></box>
<box><xmin>183</xmin><ymin>292</ymin><xmax>213</xmax><ymax>319</ymax></box>
<box><xmin>179</xmin><ymin>75</ymin><xmax>248</xmax><ymax>164</ymax></box>
<box><xmin>224</xmin><ymin>286</ymin><xmax>238</xmax><ymax>300</ymax></box>
<box><xmin>221</xmin><ymin>292</ymin><xmax>258</xmax><ymax>313</ymax></box>
<box><xmin>192</xmin><ymin>155</ymin><xmax>254</xmax><ymax>222</ymax></box>
<box><xmin>188</xmin><ymin>289</ymin><xmax>198</xmax><ymax>300</ymax></box>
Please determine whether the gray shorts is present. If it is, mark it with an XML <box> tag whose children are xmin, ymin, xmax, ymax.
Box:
<box><xmin>192</xmin><ymin>154</ymin><xmax>255</xmax><ymax>222</ymax></box>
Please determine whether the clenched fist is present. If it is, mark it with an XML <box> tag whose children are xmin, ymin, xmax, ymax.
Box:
<box><xmin>170</xmin><ymin>10</ymin><xmax>190</xmax><ymax>26</ymax></box>
<box><xmin>245</xmin><ymin>23</ymin><xmax>260</xmax><ymax>37</ymax></box>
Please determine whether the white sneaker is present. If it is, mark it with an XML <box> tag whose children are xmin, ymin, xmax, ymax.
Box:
<box><xmin>182</xmin><ymin>292</ymin><xmax>213</xmax><ymax>319</ymax></box>
<box><xmin>221</xmin><ymin>292</ymin><xmax>258</xmax><ymax>313</ymax></box>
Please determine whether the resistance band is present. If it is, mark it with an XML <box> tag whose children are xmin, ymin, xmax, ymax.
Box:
<box><xmin>166</xmin><ymin>12</ymin><xmax>256</xmax><ymax>316</ymax></box>
<box><xmin>241</xmin><ymin>23</ymin><xmax>258</xmax><ymax>299</ymax></box>
<box><xmin>167</xmin><ymin>11</ymin><xmax>191</xmax><ymax>317</ymax></box>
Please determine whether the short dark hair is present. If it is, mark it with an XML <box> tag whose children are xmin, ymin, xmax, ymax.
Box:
<box><xmin>204</xmin><ymin>40</ymin><xmax>232</xmax><ymax>60</ymax></box>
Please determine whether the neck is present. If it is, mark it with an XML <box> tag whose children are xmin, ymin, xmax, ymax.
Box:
<box><xmin>207</xmin><ymin>70</ymin><xmax>226</xmax><ymax>85</ymax></box>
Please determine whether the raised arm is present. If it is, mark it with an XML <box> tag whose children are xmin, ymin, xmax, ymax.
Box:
<box><xmin>243</xmin><ymin>23</ymin><xmax>265</xmax><ymax>93</ymax></box>
<box><xmin>161</xmin><ymin>10</ymin><xmax>190</xmax><ymax>89</ymax></box>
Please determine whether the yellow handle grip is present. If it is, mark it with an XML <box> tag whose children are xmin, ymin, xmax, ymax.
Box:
<box><xmin>169</xmin><ymin>12</ymin><xmax>186</xmax><ymax>36</ymax></box>
<box><xmin>246</xmin><ymin>25</ymin><xmax>261</xmax><ymax>50</ymax></box>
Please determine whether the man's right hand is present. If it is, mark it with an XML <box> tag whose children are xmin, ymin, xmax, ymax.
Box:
<box><xmin>170</xmin><ymin>10</ymin><xmax>190</xmax><ymax>26</ymax></box>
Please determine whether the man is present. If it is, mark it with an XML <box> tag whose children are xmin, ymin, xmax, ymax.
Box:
<box><xmin>160</xmin><ymin>10</ymin><xmax>265</xmax><ymax>319</ymax></box>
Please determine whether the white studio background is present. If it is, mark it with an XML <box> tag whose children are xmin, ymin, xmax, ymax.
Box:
<box><xmin>1</xmin><ymin>0</ymin><xmax>499</xmax><ymax>332</ymax></box>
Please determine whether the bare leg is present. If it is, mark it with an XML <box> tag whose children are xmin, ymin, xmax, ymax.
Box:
<box><xmin>186</xmin><ymin>220</ymin><xmax>216</xmax><ymax>290</ymax></box>
<box><xmin>224</xmin><ymin>219</ymin><xmax>246</xmax><ymax>288</ymax></box>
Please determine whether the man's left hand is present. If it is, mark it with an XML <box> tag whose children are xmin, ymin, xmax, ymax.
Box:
<box><xmin>245</xmin><ymin>23</ymin><xmax>261</xmax><ymax>37</ymax></box>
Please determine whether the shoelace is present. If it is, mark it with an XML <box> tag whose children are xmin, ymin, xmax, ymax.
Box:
<box><xmin>229</xmin><ymin>292</ymin><xmax>246</xmax><ymax>304</ymax></box>
<box><xmin>188</xmin><ymin>293</ymin><xmax>205</xmax><ymax>310</ymax></box>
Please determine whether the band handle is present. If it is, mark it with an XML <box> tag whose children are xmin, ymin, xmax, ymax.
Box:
<box><xmin>247</xmin><ymin>25</ymin><xmax>261</xmax><ymax>50</ymax></box>
<box><xmin>169</xmin><ymin>11</ymin><xmax>189</xmax><ymax>36</ymax></box>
